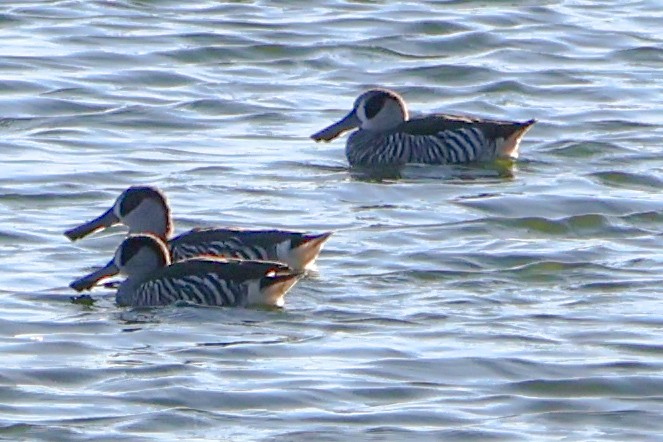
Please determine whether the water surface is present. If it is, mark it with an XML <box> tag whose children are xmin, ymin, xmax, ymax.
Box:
<box><xmin>1</xmin><ymin>1</ymin><xmax>662</xmax><ymax>440</ymax></box>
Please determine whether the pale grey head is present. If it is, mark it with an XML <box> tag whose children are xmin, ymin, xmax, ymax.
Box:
<box><xmin>311</xmin><ymin>88</ymin><xmax>409</xmax><ymax>142</ymax></box>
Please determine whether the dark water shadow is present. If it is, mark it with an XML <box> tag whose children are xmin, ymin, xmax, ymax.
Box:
<box><xmin>113</xmin><ymin>300</ymin><xmax>293</xmax><ymax>329</ymax></box>
<box><xmin>347</xmin><ymin>159</ymin><xmax>518</xmax><ymax>183</ymax></box>
<box><xmin>281</xmin><ymin>159</ymin><xmax>518</xmax><ymax>183</ymax></box>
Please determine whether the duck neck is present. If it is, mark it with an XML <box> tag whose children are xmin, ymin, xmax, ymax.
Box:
<box><xmin>116</xmin><ymin>277</ymin><xmax>141</xmax><ymax>306</ymax></box>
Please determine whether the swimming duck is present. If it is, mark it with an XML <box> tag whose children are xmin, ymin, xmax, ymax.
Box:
<box><xmin>64</xmin><ymin>186</ymin><xmax>332</xmax><ymax>271</ymax></box>
<box><xmin>70</xmin><ymin>234</ymin><xmax>302</xmax><ymax>308</ymax></box>
<box><xmin>311</xmin><ymin>88</ymin><xmax>536</xmax><ymax>168</ymax></box>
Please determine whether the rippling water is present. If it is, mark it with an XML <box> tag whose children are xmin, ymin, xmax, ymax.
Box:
<box><xmin>1</xmin><ymin>0</ymin><xmax>662</xmax><ymax>440</ymax></box>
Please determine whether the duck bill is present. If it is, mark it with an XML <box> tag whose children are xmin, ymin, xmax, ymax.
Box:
<box><xmin>311</xmin><ymin>110</ymin><xmax>361</xmax><ymax>142</ymax></box>
<box><xmin>69</xmin><ymin>260</ymin><xmax>120</xmax><ymax>292</ymax></box>
<box><xmin>64</xmin><ymin>207</ymin><xmax>119</xmax><ymax>241</ymax></box>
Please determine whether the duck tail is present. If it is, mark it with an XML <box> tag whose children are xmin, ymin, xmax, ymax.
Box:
<box><xmin>260</xmin><ymin>272</ymin><xmax>303</xmax><ymax>307</ymax></box>
<box><xmin>289</xmin><ymin>231</ymin><xmax>333</xmax><ymax>271</ymax></box>
<box><xmin>498</xmin><ymin>119</ymin><xmax>536</xmax><ymax>158</ymax></box>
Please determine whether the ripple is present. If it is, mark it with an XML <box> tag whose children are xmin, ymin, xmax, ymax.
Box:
<box><xmin>507</xmin><ymin>376</ymin><xmax>663</xmax><ymax>398</ymax></box>
<box><xmin>455</xmin><ymin>193</ymin><xmax>663</xmax><ymax>218</ymax></box>
<box><xmin>589</xmin><ymin>171</ymin><xmax>663</xmax><ymax>191</ymax></box>
<box><xmin>540</xmin><ymin>140</ymin><xmax>628</xmax><ymax>158</ymax></box>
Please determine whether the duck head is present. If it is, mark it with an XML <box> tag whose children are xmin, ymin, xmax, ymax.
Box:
<box><xmin>70</xmin><ymin>234</ymin><xmax>170</xmax><ymax>292</ymax></box>
<box><xmin>65</xmin><ymin>186</ymin><xmax>172</xmax><ymax>241</ymax></box>
<box><xmin>311</xmin><ymin>88</ymin><xmax>409</xmax><ymax>142</ymax></box>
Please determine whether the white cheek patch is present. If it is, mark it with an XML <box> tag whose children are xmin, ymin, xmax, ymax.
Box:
<box><xmin>113</xmin><ymin>195</ymin><xmax>125</xmax><ymax>219</ymax></box>
<box><xmin>356</xmin><ymin>100</ymin><xmax>367</xmax><ymax>124</ymax></box>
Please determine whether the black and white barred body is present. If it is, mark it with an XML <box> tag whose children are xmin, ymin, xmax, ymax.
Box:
<box><xmin>126</xmin><ymin>272</ymin><xmax>247</xmax><ymax>307</ymax></box>
<box><xmin>115</xmin><ymin>258</ymin><xmax>299</xmax><ymax>308</ymax></box>
<box><xmin>70</xmin><ymin>235</ymin><xmax>303</xmax><ymax>309</ymax></box>
<box><xmin>170</xmin><ymin>231</ymin><xmax>281</xmax><ymax>262</ymax></box>
<box><xmin>346</xmin><ymin>125</ymin><xmax>492</xmax><ymax>168</ymax></box>
<box><xmin>120</xmin><ymin>264</ymin><xmax>243</xmax><ymax>307</ymax></box>
<box><xmin>168</xmin><ymin>228</ymin><xmax>331</xmax><ymax>270</ymax></box>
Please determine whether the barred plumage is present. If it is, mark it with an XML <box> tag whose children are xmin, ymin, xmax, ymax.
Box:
<box><xmin>347</xmin><ymin>127</ymin><xmax>485</xmax><ymax>167</ymax></box>
<box><xmin>169</xmin><ymin>231</ymin><xmax>309</xmax><ymax>265</ymax></box>
<box><xmin>134</xmin><ymin>273</ymin><xmax>245</xmax><ymax>307</ymax></box>
<box><xmin>170</xmin><ymin>240</ymin><xmax>269</xmax><ymax>262</ymax></box>
<box><xmin>312</xmin><ymin>88</ymin><xmax>535</xmax><ymax>168</ymax></box>
<box><xmin>64</xmin><ymin>186</ymin><xmax>333</xmax><ymax>271</ymax></box>
<box><xmin>70</xmin><ymin>234</ymin><xmax>303</xmax><ymax>308</ymax></box>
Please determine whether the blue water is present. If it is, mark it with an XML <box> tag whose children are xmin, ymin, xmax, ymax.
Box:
<box><xmin>1</xmin><ymin>1</ymin><xmax>662</xmax><ymax>440</ymax></box>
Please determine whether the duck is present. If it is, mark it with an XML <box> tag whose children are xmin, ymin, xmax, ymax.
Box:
<box><xmin>70</xmin><ymin>234</ymin><xmax>302</xmax><ymax>308</ymax></box>
<box><xmin>311</xmin><ymin>88</ymin><xmax>536</xmax><ymax>168</ymax></box>
<box><xmin>64</xmin><ymin>186</ymin><xmax>332</xmax><ymax>271</ymax></box>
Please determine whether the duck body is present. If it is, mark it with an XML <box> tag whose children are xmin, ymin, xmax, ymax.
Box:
<box><xmin>345</xmin><ymin>114</ymin><xmax>536</xmax><ymax>168</ymax></box>
<box><xmin>311</xmin><ymin>88</ymin><xmax>536</xmax><ymax>168</ymax></box>
<box><xmin>70</xmin><ymin>234</ymin><xmax>301</xmax><ymax>308</ymax></box>
<box><xmin>65</xmin><ymin>186</ymin><xmax>332</xmax><ymax>271</ymax></box>
<box><xmin>168</xmin><ymin>227</ymin><xmax>332</xmax><ymax>269</ymax></box>
<box><xmin>116</xmin><ymin>257</ymin><xmax>299</xmax><ymax>308</ymax></box>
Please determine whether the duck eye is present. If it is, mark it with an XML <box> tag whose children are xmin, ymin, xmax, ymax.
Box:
<box><xmin>364</xmin><ymin>93</ymin><xmax>387</xmax><ymax>119</ymax></box>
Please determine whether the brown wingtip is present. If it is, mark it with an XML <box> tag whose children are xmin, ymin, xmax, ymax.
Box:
<box><xmin>291</xmin><ymin>231</ymin><xmax>333</xmax><ymax>271</ymax></box>
<box><xmin>304</xmin><ymin>231</ymin><xmax>334</xmax><ymax>244</ymax></box>
<box><xmin>260</xmin><ymin>271</ymin><xmax>303</xmax><ymax>307</ymax></box>
<box><xmin>500</xmin><ymin>120</ymin><xmax>536</xmax><ymax>158</ymax></box>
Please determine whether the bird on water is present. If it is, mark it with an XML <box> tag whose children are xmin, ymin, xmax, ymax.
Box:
<box><xmin>311</xmin><ymin>88</ymin><xmax>535</xmax><ymax>168</ymax></box>
<box><xmin>65</xmin><ymin>186</ymin><xmax>332</xmax><ymax>272</ymax></box>
<box><xmin>70</xmin><ymin>234</ymin><xmax>303</xmax><ymax>308</ymax></box>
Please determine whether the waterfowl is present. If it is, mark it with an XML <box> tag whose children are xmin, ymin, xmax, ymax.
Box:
<box><xmin>64</xmin><ymin>186</ymin><xmax>332</xmax><ymax>271</ymax></box>
<box><xmin>311</xmin><ymin>88</ymin><xmax>536</xmax><ymax>168</ymax></box>
<box><xmin>70</xmin><ymin>234</ymin><xmax>302</xmax><ymax>308</ymax></box>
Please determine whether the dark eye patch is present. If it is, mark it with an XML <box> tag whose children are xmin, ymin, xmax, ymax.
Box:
<box><xmin>119</xmin><ymin>186</ymin><xmax>166</xmax><ymax>217</ymax></box>
<box><xmin>119</xmin><ymin>187</ymin><xmax>149</xmax><ymax>217</ymax></box>
<box><xmin>364</xmin><ymin>93</ymin><xmax>387</xmax><ymax>119</ymax></box>
<box><xmin>121</xmin><ymin>236</ymin><xmax>151</xmax><ymax>265</ymax></box>
<box><xmin>120</xmin><ymin>235</ymin><xmax>168</xmax><ymax>267</ymax></box>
